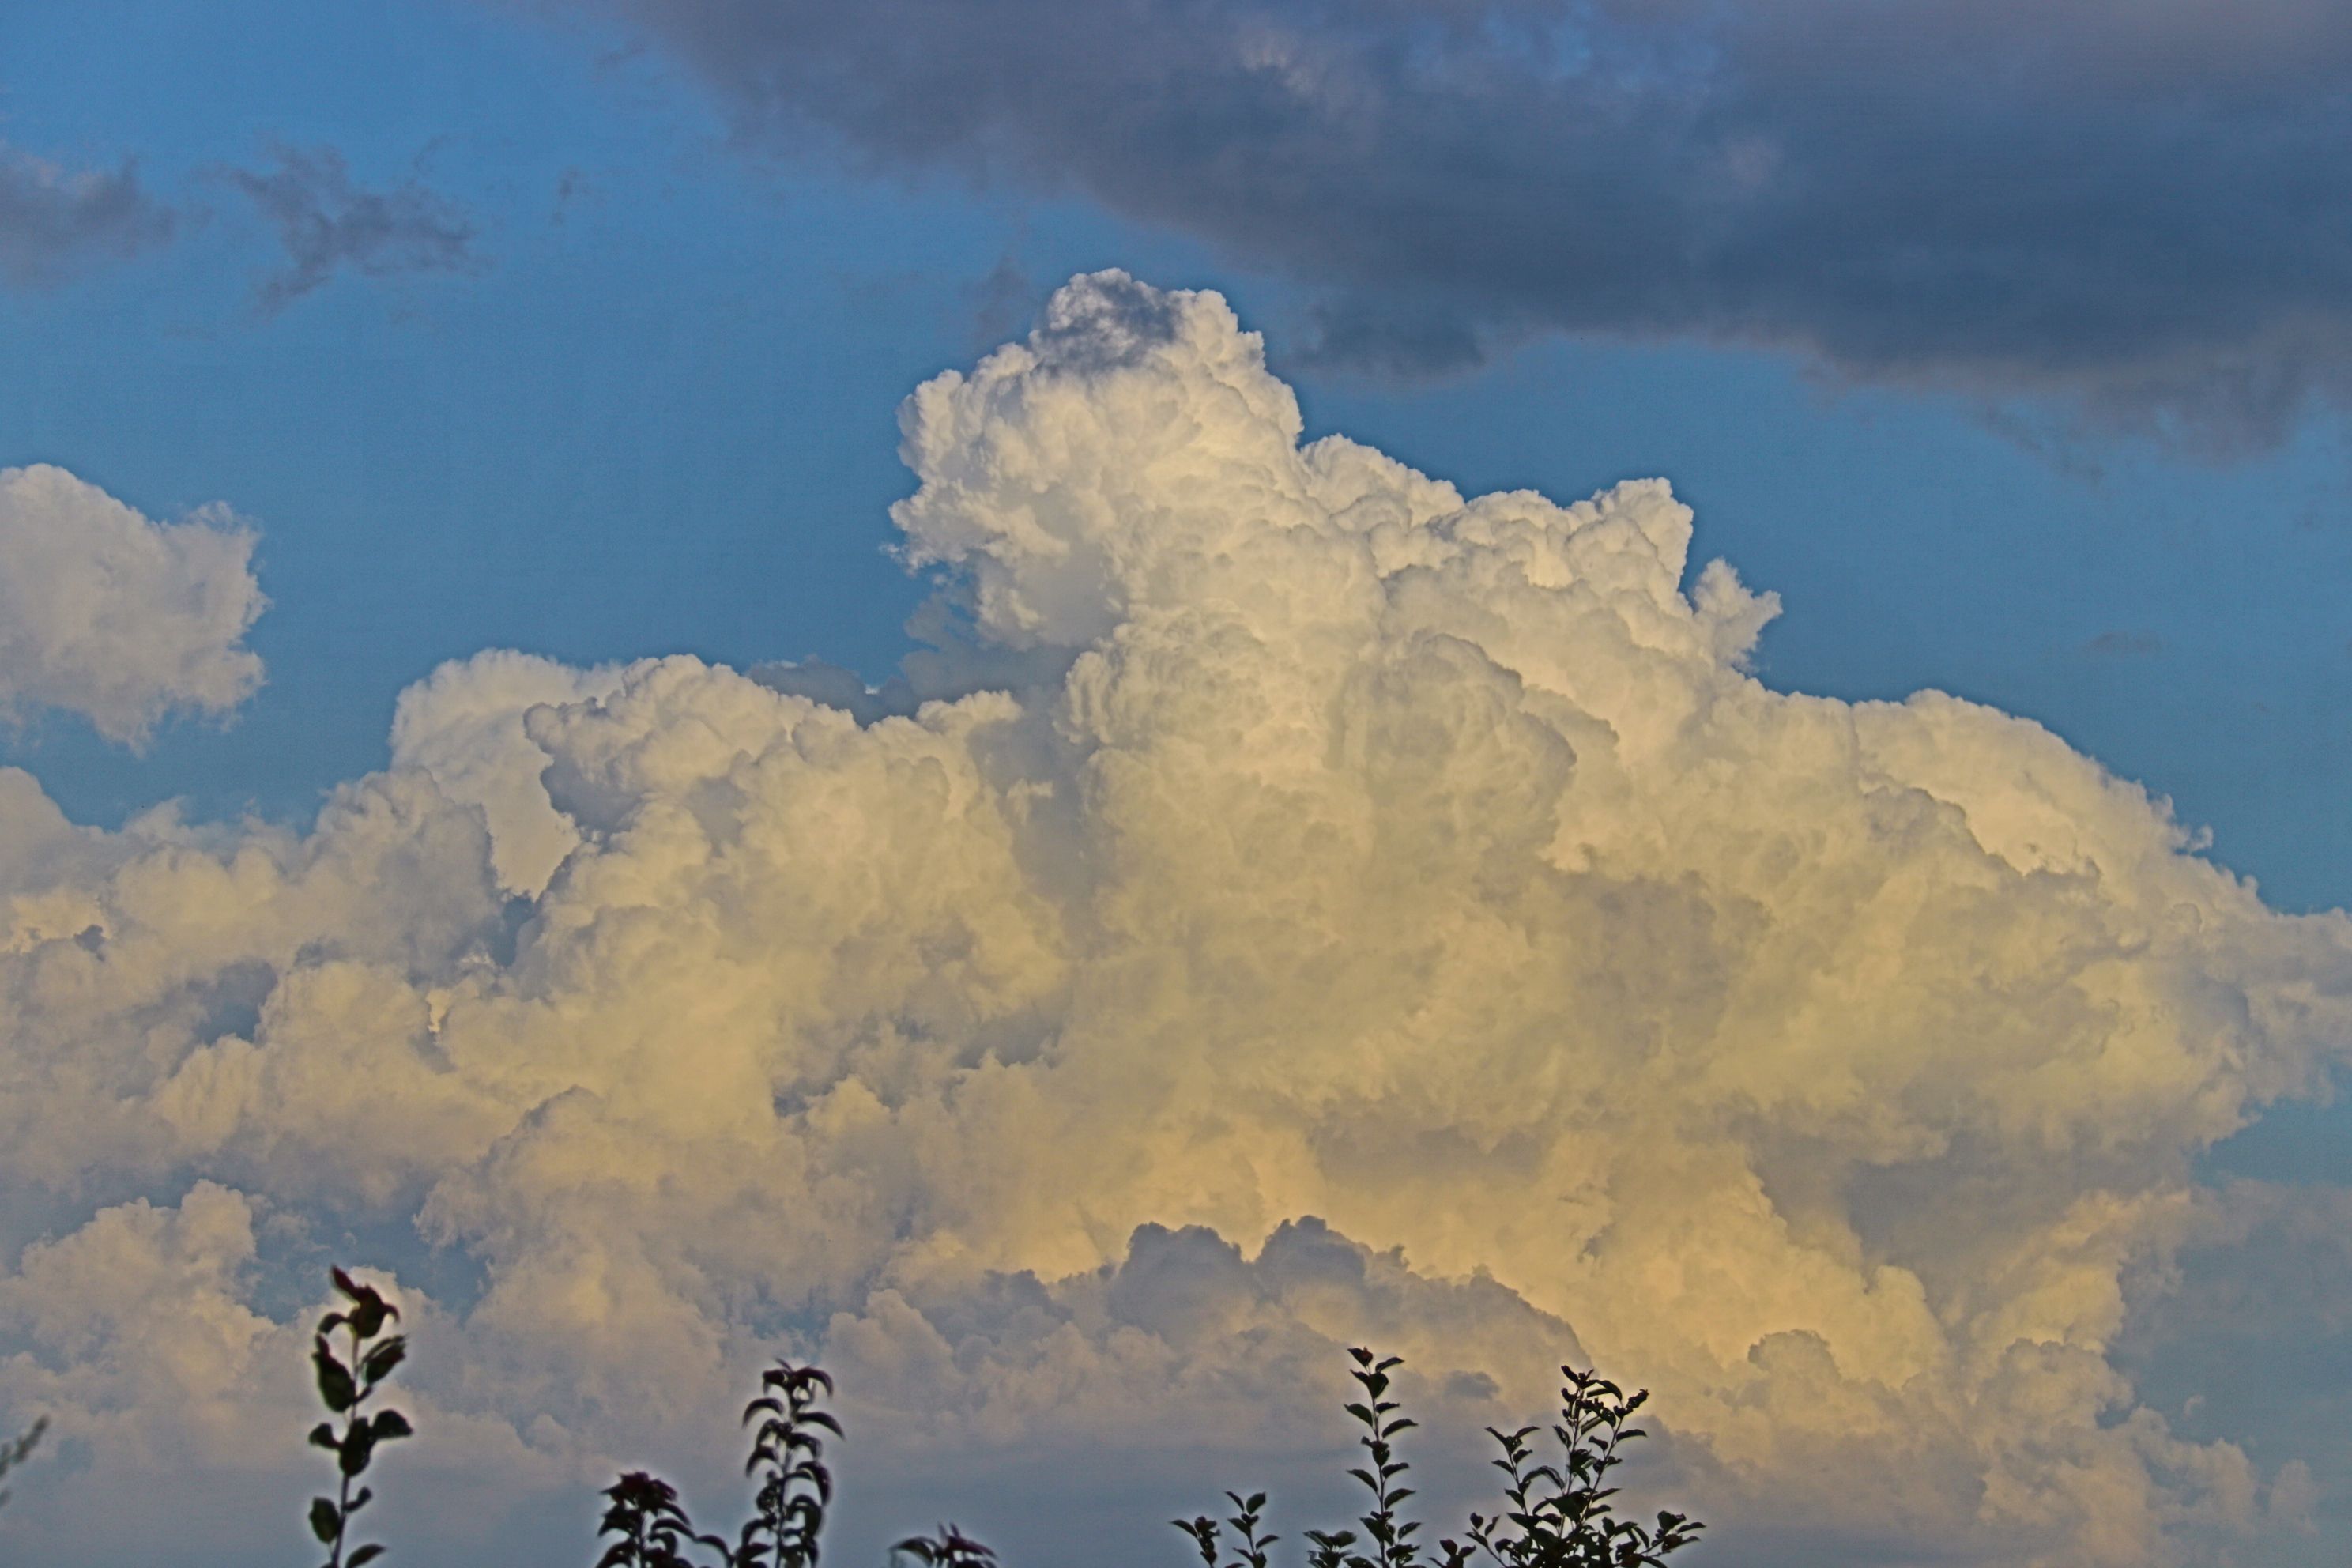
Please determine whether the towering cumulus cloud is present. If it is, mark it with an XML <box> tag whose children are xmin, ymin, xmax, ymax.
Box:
<box><xmin>2</xmin><ymin>275</ymin><xmax>2347</xmax><ymax>1566</ymax></box>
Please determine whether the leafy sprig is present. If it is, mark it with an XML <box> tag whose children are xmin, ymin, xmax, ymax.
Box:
<box><xmin>890</xmin><ymin>1523</ymin><xmax>998</xmax><ymax>1566</ymax></box>
<box><xmin>1176</xmin><ymin>1491</ymin><xmax>1280</xmax><ymax>1568</ymax></box>
<box><xmin>1452</xmin><ymin>1366</ymin><xmax>1704</xmax><ymax>1568</ymax></box>
<box><xmin>1343</xmin><ymin>1349</ymin><xmax>1423</xmax><ymax>1568</ymax></box>
<box><xmin>1304</xmin><ymin>1528</ymin><xmax>1363</xmax><ymax>1568</ymax></box>
<box><xmin>307</xmin><ymin>1268</ymin><xmax>415</xmax><ymax>1568</ymax></box>
<box><xmin>737</xmin><ymin>1362</ymin><xmax>841</xmax><ymax>1568</ymax></box>
<box><xmin>286</xmin><ymin>1259</ymin><xmax>1703</xmax><ymax>1568</ymax></box>
<box><xmin>0</xmin><ymin>1415</ymin><xmax>46</xmax><ymax>1511</ymax></box>
<box><xmin>1178</xmin><ymin>1350</ymin><xmax>1704</xmax><ymax>1568</ymax></box>
<box><xmin>596</xmin><ymin>1470</ymin><xmax>737</xmax><ymax>1568</ymax></box>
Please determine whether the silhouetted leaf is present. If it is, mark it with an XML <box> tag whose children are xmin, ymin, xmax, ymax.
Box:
<box><xmin>360</xmin><ymin>1336</ymin><xmax>407</xmax><ymax>1385</ymax></box>
<box><xmin>313</xmin><ymin>1342</ymin><xmax>356</xmax><ymax>1412</ymax></box>
<box><xmin>1174</xmin><ymin>1513</ymin><xmax>1221</xmax><ymax>1568</ymax></box>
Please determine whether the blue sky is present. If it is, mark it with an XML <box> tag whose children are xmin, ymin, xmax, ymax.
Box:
<box><xmin>8</xmin><ymin>2</ymin><xmax>2352</xmax><ymax>1564</ymax></box>
<box><xmin>12</xmin><ymin>0</ymin><xmax>2352</xmax><ymax>913</ymax></box>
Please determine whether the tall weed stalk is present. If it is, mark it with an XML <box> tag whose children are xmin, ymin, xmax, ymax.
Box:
<box><xmin>1451</xmin><ymin>1365</ymin><xmax>1703</xmax><ymax>1568</ymax></box>
<box><xmin>597</xmin><ymin>1471</ymin><xmax>733</xmax><ymax>1568</ymax></box>
<box><xmin>1344</xmin><ymin>1350</ymin><xmax>1423</xmax><ymax>1568</ymax></box>
<box><xmin>1176</xmin><ymin>1351</ymin><xmax>1704</xmax><ymax>1568</ymax></box>
<box><xmin>594</xmin><ymin>1359</ymin><xmax>843</xmax><ymax>1568</ymax></box>
<box><xmin>738</xmin><ymin>1363</ymin><xmax>841</xmax><ymax>1568</ymax></box>
<box><xmin>307</xmin><ymin>1268</ymin><xmax>415</xmax><ymax>1568</ymax></box>
<box><xmin>0</xmin><ymin>1415</ymin><xmax>45</xmax><ymax>1511</ymax></box>
<box><xmin>1176</xmin><ymin>1491</ymin><xmax>1277</xmax><ymax>1568</ymax></box>
<box><xmin>294</xmin><ymin>1261</ymin><xmax>1706</xmax><ymax>1568</ymax></box>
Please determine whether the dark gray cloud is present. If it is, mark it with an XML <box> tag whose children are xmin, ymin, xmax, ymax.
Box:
<box><xmin>228</xmin><ymin>143</ymin><xmax>484</xmax><ymax>311</ymax></box>
<box><xmin>0</xmin><ymin>145</ymin><xmax>174</xmax><ymax>288</ymax></box>
<box><xmin>584</xmin><ymin>0</ymin><xmax>2352</xmax><ymax>445</ymax></box>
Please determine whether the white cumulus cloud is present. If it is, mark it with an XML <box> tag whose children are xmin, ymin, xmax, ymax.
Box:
<box><xmin>1</xmin><ymin>273</ymin><xmax>2348</xmax><ymax>1567</ymax></box>
<box><xmin>390</xmin><ymin>649</ymin><xmax>628</xmax><ymax>897</ymax></box>
<box><xmin>0</xmin><ymin>465</ymin><xmax>265</xmax><ymax>744</ymax></box>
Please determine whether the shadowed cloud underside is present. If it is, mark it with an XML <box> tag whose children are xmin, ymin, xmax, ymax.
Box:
<box><xmin>584</xmin><ymin>0</ymin><xmax>2352</xmax><ymax>445</ymax></box>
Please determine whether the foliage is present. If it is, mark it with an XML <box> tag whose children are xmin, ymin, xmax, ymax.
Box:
<box><xmin>1303</xmin><ymin>1528</ymin><xmax>1362</xmax><ymax>1568</ymax></box>
<box><xmin>0</xmin><ymin>1414</ymin><xmax>46</xmax><ymax>1511</ymax></box>
<box><xmin>737</xmin><ymin>1362</ymin><xmax>842</xmax><ymax>1568</ymax></box>
<box><xmin>597</xmin><ymin>1471</ymin><xmax>733</xmax><ymax>1568</ymax></box>
<box><xmin>1449</xmin><ymin>1366</ymin><xmax>1704</xmax><ymax>1568</ymax></box>
<box><xmin>1177</xmin><ymin>1491</ymin><xmax>1276</xmax><ymax>1568</ymax></box>
<box><xmin>1344</xmin><ymin>1349</ymin><xmax>1424</xmax><ymax>1568</ymax></box>
<box><xmin>1175</xmin><ymin>1351</ymin><xmax>1703</xmax><ymax>1568</ymax></box>
<box><xmin>592</xmin><ymin>1359</ymin><xmax>842</xmax><ymax>1568</ymax></box>
<box><xmin>293</xmin><ymin>1261</ymin><xmax>1705</xmax><ymax>1568</ymax></box>
<box><xmin>889</xmin><ymin>1524</ymin><xmax>999</xmax><ymax>1566</ymax></box>
<box><xmin>307</xmin><ymin>1267</ymin><xmax>416</xmax><ymax>1568</ymax></box>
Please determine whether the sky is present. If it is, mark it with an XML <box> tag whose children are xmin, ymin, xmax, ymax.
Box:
<box><xmin>6</xmin><ymin>2</ymin><xmax>2352</xmax><ymax>1565</ymax></box>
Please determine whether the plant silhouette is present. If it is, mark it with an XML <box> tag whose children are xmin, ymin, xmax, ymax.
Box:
<box><xmin>1344</xmin><ymin>1349</ymin><xmax>1423</xmax><ymax>1568</ymax></box>
<box><xmin>307</xmin><ymin>1268</ymin><xmax>414</xmax><ymax>1568</ymax></box>
<box><xmin>1446</xmin><ymin>1365</ymin><xmax>1703</xmax><ymax>1568</ymax></box>
<box><xmin>597</xmin><ymin>1471</ymin><xmax>733</xmax><ymax>1568</ymax></box>
<box><xmin>738</xmin><ymin>1362</ymin><xmax>842</xmax><ymax>1568</ymax></box>
<box><xmin>591</xmin><ymin>1359</ymin><xmax>842</xmax><ymax>1568</ymax></box>
<box><xmin>292</xmin><ymin>1263</ymin><xmax>1706</xmax><ymax>1568</ymax></box>
<box><xmin>1176</xmin><ymin>1491</ymin><xmax>1276</xmax><ymax>1568</ymax></box>
<box><xmin>0</xmin><ymin>1415</ymin><xmax>46</xmax><ymax>1511</ymax></box>
<box><xmin>1175</xmin><ymin>1351</ymin><xmax>1704</xmax><ymax>1568</ymax></box>
<box><xmin>890</xmin><ymin>1524</ymin><xmax>998</xmax><ymax>1566</ymax></box>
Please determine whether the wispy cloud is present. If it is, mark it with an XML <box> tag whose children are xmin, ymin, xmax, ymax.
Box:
<box><xmin>228</xmin><ymin>142</ymin><xmax>484</xmax><ymax>311</ymax></box>
<box><xmin>0</xmin><ymin>145</ymin><xmax>175</xmax><ymax>288</ymax></box>
<box><xmin>579</xmin><ymin>0</ymin><xmax>2352</xmax><ymax>446</ymax></box>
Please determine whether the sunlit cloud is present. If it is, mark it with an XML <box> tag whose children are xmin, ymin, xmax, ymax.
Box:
<box><xmin>2</xmin><ymin>275</ymin><xmax>2346</xmax><ymax>1566</ymax></box>
<box><xmin>0</xmin><ymin>466</ymin><xmax>264</xmax><ymax>746</ymax></box>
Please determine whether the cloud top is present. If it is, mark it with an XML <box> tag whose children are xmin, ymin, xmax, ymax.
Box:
<box><xmin>2</xmin><ymin>275</ymin><xmax>2348</xmax><ymax>1566</ymax></box>
<box><xmin>0</xmin><ymin>466</ymin><xmax>266</xmax><ymax>744</ymax></box>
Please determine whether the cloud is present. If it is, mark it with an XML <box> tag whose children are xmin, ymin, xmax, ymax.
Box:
<box><xmin>228</xmin><ymin>143</ymin><xmax>484</xmax><ymax>312</ymax></box>
<box><xmin>0</xmin><ymin>1187</ymin><xmax>575</xmax><ymax>1562</ymax></box>
<box><xmin>0</xmin><ymin>145</ymin><xmax>175</xmax><ymax>288</ymax></box>
<box><xmin>0</xmin><ymin>466</ymin><xmax>266</xmax><ymax>746</ymax></box>
<box><xmin>4</xmin><ymin>274</ymin><xmax>2352</xmax><ymax>1565</ymax></box>
<box><xmin>570</xmin><ymin>0</ymin><xmax>2352</xmax><ymax>444</ymax></box>
<box><xmin>2086</xmin><ymin>631</ymin><xmax>2163</xmax><ymax>657</ymax></box>
<box><xmin>390</xmin><ymin>650</ymin><xmax>630</xmax><ymax>898</ymax></box>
